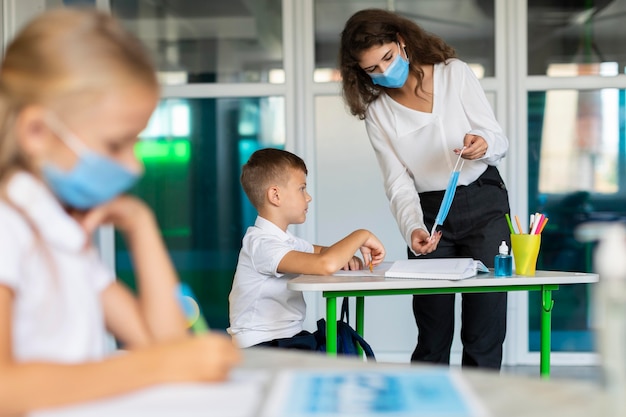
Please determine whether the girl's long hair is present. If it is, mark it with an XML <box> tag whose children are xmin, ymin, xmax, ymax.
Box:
<box><xmin>339</xmin><ymin>8</ymin><xmax>456</xmax><ymax>119</ymax></box>
<box><xmin>0</xmin><ymin>7</ymin><xmax>158</xmax><ymax>186</ymax></box>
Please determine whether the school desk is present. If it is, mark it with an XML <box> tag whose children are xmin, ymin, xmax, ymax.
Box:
<box><xmin>31</xmin><ymin>348</ymin><xmax>609</xmax><ymax>417</ymax></box>
<box><xmin>288</xmin><ymin>269</ymin><xmax>599</xmax><ymax>379</ymax></box>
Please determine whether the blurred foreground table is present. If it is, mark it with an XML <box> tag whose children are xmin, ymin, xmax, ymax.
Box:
<box><xmin>32</xmin><ymin>348</ymin><xmax>609</xmax><ymax>417</ymax></box>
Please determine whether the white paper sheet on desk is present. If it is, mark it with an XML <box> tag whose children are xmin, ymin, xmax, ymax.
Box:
<box><xmin>261</xmin><ymin>368</ymin><xmax>488</xmax><ymax>417</ymax></box>
<box><xmin>30</xmin><ymin>369</ymin><xmax>270</xmax><ymax>417</ymax></box>
<box><xmin>385</xmin><ymin>258</ymin><xmax>489</xmax><ymax>280</ymax></box>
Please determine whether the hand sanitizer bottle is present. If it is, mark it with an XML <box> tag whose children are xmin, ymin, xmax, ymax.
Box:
<box><xmin>494</xmin><ymin>241</ymin><xmax>512</xmax><ymax>277</ymax></box>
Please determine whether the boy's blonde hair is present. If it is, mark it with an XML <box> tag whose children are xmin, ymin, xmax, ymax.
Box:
<box><xmin>0</xmin><ymin>8</ymin><xmax>158</xmax><ymax>183</ymax></box>
<box><xmin>241</xmin><ymin>148</ymin><xmax>308</xmax><ymax>210</ymax></box>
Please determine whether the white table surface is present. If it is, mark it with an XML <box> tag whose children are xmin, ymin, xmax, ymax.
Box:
<box><xmin>288</xmin><ymin>269</ymin><xmax>599</xmax><ymax>292</ymax></box>
<box><xmin>31</xmin><ymin>348</ymin><xmax>611</xmax><ymax>417</ymax></box>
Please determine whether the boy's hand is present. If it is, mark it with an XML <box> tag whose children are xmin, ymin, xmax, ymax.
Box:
<box><xmin>340</xmin><ymin>256</ymin><xmax>363</xmax><ymax>271</ymax></box>
<box><xmin>360</xmin><ymin>232</ymin><xmax>386</xmax><ymax>267</ymax></box>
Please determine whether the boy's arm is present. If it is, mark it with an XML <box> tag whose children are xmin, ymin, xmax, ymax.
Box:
<box><xmin>278</xmin><ymin>229</ymin><xmax>385</xmax><ymax>276</ymax></box>
<box><xmin>312</xmin><ymin>244</ymin><xmax>325</xmax><ymax>254</ymax></box>
<box><xmin>314</xmin><ymin>245</ymin><xmax>363</xmax><ymax>271</ymax></box>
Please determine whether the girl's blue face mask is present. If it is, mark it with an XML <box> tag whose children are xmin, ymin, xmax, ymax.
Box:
<box><xmin>42</xmin><ymin>114</ymin><xmax>141</xmax><ymax>210</ymax></box>
<box><xmin>368</xmin><ymin>43</ymin><xmax>409</xmax><ymax>89</ymax></box>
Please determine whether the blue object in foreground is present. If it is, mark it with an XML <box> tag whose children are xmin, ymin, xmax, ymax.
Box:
<box><xmin>263</xmin><ymin>368</ymin><xmax>486</xmax><ymax>417</ymax></box>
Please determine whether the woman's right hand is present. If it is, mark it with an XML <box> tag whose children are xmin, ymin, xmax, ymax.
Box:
<box><xmin>411</xmin><ymin>228</ymin><xmax>441</xmax><ymax>255</ymax></box>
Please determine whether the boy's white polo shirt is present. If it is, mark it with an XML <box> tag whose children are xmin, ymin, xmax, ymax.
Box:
<box><xmin>228</xmin><ymin>216</ymin><xmax>314</xmax><ymax>348</ymax></box>
<box><xmin>0</xmin><ymin>172</ymin><xmax>114</xmax><ymax>363</ymax></box>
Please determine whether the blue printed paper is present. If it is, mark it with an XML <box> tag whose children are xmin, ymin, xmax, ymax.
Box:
<box><xmin>262</xmin><ymin>369</ymin><xmax>487</xmax><ymax>417</ymax></box>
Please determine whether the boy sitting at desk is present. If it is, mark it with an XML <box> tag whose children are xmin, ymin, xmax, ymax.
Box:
<box><xmin>228</xmin><ymin>148</ymin><xmax>385</xmax><ymax>349</ymax></box>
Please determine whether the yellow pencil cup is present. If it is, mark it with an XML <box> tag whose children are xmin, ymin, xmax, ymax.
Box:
<box><xmin>510</xmin><ymin>234</ymin><xmax>541</xmax><ymax>276</ymax></box>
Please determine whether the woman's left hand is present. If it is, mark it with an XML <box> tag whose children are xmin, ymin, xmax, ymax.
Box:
<box><xmin>411</xmin><ymin>228</ymin><xmax>441</xmax><ymax>255</ymax></box>
<box><xmin>455</xmin><ymin>134</ymin><xmax>487</xmax><ymax>160</ymax></box>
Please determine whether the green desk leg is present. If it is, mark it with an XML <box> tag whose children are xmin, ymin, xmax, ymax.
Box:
<box><xmin>540</xmin><ymin>287</ymin><xmax>555</xmax><ymax>379</ymax></box>
<box><xmin>356</xmin><ymin>297</ymin><xmax>364</xmax><ymax>357</ymax></box>
<box><xmin>326</xmin><ymin>296</ymin><xmax>337</xmax><ymax>356</ymax></box>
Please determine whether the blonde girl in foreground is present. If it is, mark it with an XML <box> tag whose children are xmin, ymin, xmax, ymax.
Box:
<box><xmin>0</xmin><ymin>8</ymin><xmax>240</xmax><ymax>416</ymax></box>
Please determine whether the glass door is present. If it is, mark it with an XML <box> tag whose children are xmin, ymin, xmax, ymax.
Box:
<box><xmin>525</xmin><ymin>0</ymin><xmax>626</xmax><ymax>358</ymax></box>
<box><xmin>108</xmin><ymin>0</ymin><xmax>286</xmax><ymax>330</ymax></box>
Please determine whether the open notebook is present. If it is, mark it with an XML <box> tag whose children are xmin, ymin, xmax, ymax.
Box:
<box><xmin>384</xmin><ymin>258</ymin><xmax>489</xmax><ymax>280</ymax></box>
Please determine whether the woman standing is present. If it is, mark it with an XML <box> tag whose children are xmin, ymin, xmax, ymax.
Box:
<box><xmin>339</xmin><ymin>8</ymin><xmax>510</xmax><ymax>369</ymax></box>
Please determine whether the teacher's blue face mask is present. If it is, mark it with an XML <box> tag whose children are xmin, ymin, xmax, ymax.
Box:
<box><xmin>430</xmin><ymin>148</ymin><xmax>466</xmax><ymax>239</ymax></box>
<box><xmin>368</xmin><ymin>43</ymin><xmax>409</xmax><ymax>89</ymax></box>
<box><xmin>42</xmin><ymin>114</ymin><xmax>141</xmax><ymax>210</ymax></box>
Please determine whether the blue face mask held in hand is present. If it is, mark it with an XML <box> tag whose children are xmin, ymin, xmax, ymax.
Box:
<box><xmin>430</xmin><ymin>148</ymin><xmax>466</xmax><ymax>239</ymax></box>
<box><xmin>42</xmin><ymin>114</ymin><xmax>141</xmax><ymax>210</ymax></box>
<box><xmin>369</xmin><ymin>43</ymin><xmax>409</xmax><ymax>89</ymax></box>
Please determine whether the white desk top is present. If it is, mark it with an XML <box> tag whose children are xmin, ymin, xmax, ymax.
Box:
<box><xmin>32</xmin><ymin>349</ymin><xmax>610</xmax><ymax>417</ymax></box>
<box><xmin>288</xmin><ymin>269</ymin><xmax>599</xmax><ymax>292</ymax></box>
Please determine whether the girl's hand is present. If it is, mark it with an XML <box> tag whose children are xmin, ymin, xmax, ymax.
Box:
<box><xmin>167</xmin><ymin>333</ymin><xmax>241</xmax><ymax>382</ymax></box>
<box><xmin>411</xmin><ymin>228</ymin><xmax>441</xmax><ymax>255</ymax></box>
<box><xmin>455</xmin><ymin>134</ymin><xmax>488</xmax><ymax>160</ymax></box>
<box><xmin>340</xmin><ymin>256</ymin><xmax>363</xmax><ymax>271</ymax></box>
<box><xmin>72</xmin><ymin>195</ymin><xmax>154</xmax><ymax>238</ymax></box>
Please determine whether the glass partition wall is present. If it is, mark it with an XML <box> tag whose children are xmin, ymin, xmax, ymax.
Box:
<box><xmin>526</xmin><ymin>0</ymin><xmax>626</xmax><ymax>358</ymax></box>
<box><xmin>119</xmin><ymin>97</ymin><xmax>285</xmax><ymax>328</ymax></box>
<box><xmin>110</xmin><ymin>1</ymin><xmax>284</xmax><ymax>84</ymax></box>
<box><xmin>313</xmin><ymin>0</ymin><xmax>496</xmax><ymax>80</ymax></box>
<box><xmin>108</xmin><ymin>1</ymin><xmax>287</xmax><ymax>329</ymax></box>
<box><xmin>528</xmin><ymin>0</ymin><xmax>626</xmax><ymax>77</ymax></box>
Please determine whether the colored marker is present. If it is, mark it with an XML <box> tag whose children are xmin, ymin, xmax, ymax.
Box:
<box><xmin>514</xmin><ymin>215</ymin><xmax>524</xmax><ymax>235</ymax></box>
<box><xmin>505</xmin><ymin>213</ymin><xmax>515</xmax><ymax>234</ymax></box>
<box><xmin>537</xmin><ymin>217</ymin><xmax>549</xmax><ymax>234</ymax></box>
<box><xmin>530</xmin><ymin>213</ymin><xmax>543</xmax><ymax>235</ymax></box>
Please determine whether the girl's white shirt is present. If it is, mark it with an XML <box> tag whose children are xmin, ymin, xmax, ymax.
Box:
<box><xmin>0</xmin><ymin>172</ymin><xmax>114</xmax><ymax>363</ymax></box>
<box><xmin>364</xmin><ymin>58</ymin><xmax>509</xmax><ymax>246</ymax></box>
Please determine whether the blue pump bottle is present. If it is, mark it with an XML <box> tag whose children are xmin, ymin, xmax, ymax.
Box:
<box><xmin>494</xmin><ymin>241</ymin><xmax>512</xmax><ymax>277</ymax></box>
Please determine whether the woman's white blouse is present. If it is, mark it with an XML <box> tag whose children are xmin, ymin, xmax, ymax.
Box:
<box><xmin>364</xmin><ymin>59</ymin><xmax>509</xmax><ymax>246</ymax></box>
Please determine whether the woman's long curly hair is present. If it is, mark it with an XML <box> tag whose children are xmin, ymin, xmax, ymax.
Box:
<box><xmin>339</xmin><ymin>8</ymin><xmax>456</xmax><ymax>119</ymax></box>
